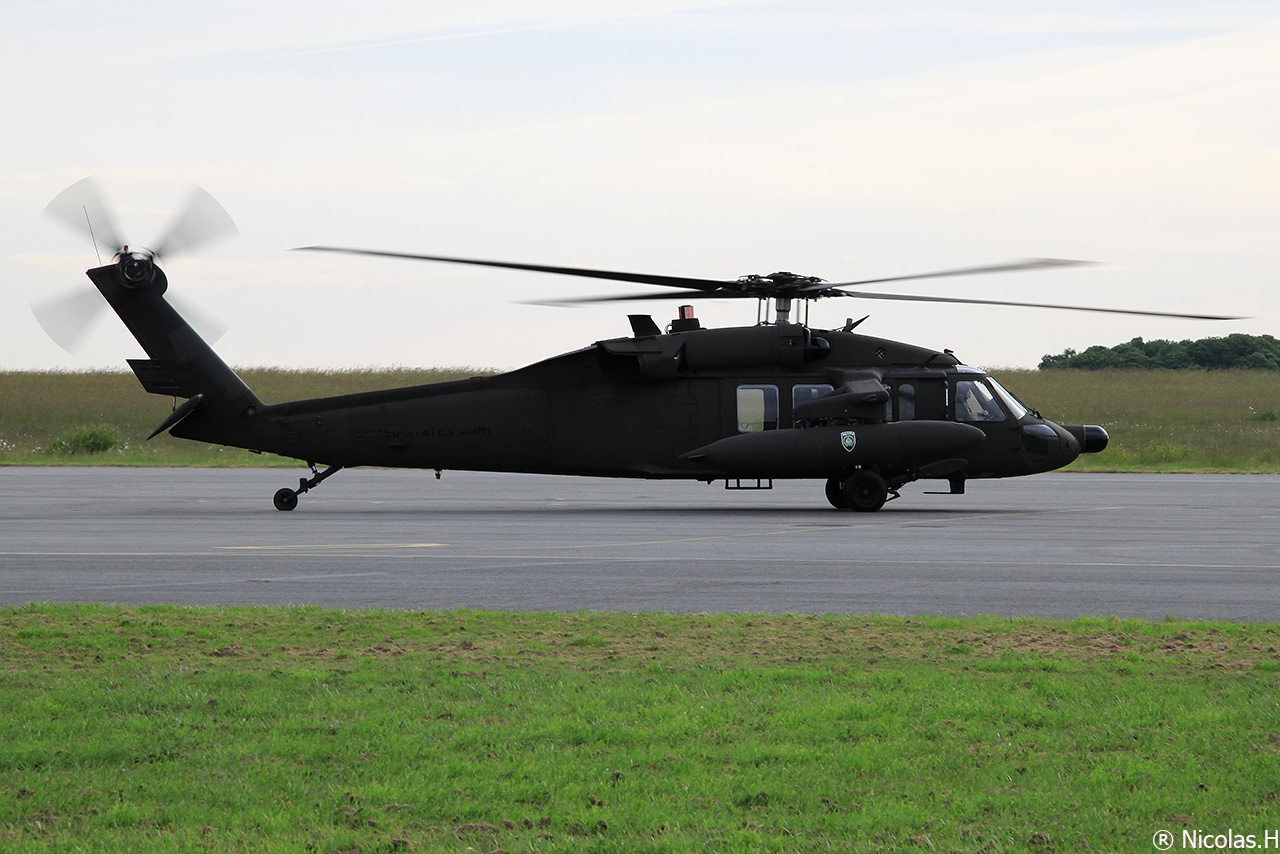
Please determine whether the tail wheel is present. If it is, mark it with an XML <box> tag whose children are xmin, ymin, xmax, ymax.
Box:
<box><xmin>273</xmin><ymin>488</ymin><xmax>299</xmax><ymax>512</ymax></box>
<box><xmin>842</xmin><ymin>470</ymin><xmax>888</xmax><ymax>512</ymax></box>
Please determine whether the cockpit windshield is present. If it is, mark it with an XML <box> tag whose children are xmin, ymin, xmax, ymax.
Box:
<box><xmin>987</xmin><ymin>378</ymin><xmax>1029</xmax><ymax>420</ymax></box>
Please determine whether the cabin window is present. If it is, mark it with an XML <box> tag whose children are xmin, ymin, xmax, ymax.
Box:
<box><xmin>792</xmin><ymin>384</ymin><xmax>833</xmax><ymax>408</ymax></box>
<box><xmin>897</xmin><ymin>383</ymin><xmax>916</xmax><ymax>421</ymax></box>
<box><xmin>737</xmin><ymin>384</ymin><xmax>779</xmax><ymax>432</ymax></box>
<box><xmin>954</xmin><ymin>379</ymin><xmax>1007</xmax><ymax>422</ymax></box>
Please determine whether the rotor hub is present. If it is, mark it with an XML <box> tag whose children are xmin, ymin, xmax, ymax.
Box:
<box><xmin>735</xmin><ymin>271</ymin><xmax>825</xmax><ymax>297</ymax></box>
<box><xmin>118</xmin><ymin>249</ymin><xmax>156</xmax><ymax>286</ymax></box>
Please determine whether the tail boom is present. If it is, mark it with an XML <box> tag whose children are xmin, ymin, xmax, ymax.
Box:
<box><xmin>87</xmin><ymin>260</ymin><xmax>263</xmax><ymax>451</ymax></box>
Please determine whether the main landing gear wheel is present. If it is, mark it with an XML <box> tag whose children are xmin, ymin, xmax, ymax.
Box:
<box><xmin>842</xmin><ymin>470</ymin><xmax>889</xmax><ymax>512</ymax></box>
<box><xmin>273</xmin><ymin>488</ymin><xmax>299</xmax><ymax>512</ymax></box>
<box><xmin>825</xmin><ymin>477</ymin><xmax>848</xmax><ymax>509</ymax></box>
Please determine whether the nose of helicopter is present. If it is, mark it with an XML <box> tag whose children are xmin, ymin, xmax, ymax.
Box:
<box><xmin>1018</xmin><ymin>421</ymin><xmax>1108</xmax><ymax>474</ymax></box>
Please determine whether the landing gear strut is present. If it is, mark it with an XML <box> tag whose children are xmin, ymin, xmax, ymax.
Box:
<box><xmin>273</xmin><ymin>462</ymin><xmax>343</xmax><ymax>511</ymax></box>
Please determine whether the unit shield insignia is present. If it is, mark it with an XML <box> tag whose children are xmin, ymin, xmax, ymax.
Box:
<box><xmin>840</xmin><ymin>430</ymin><xmax>857</xmax><ymax>452</ymax></box>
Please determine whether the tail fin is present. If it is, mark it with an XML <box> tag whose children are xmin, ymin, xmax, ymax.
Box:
<box><xmin>87</xmin><ymin>256</ymin><xmax>264</xmax><ymax>448</ymax></box>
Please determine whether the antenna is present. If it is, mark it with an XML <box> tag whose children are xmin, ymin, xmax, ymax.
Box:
<box><xmin>82</xmin><ymin>204</ymin><xmax>103</xmax><ymax>266</ymax></box>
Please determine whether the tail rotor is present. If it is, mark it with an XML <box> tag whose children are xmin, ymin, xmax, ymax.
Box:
<box><xmin>35</xmin><ymin>177</ymin><xmax>236</xmax><ymax>352</ymax></box>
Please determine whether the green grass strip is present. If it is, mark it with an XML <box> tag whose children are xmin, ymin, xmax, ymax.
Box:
<box><xmin>3</xmin><ymin>605</ymin><xmax>1278</xmax><ymax>851</ymax></box>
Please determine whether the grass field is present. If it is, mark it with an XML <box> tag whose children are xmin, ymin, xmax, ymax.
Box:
<box><xmin>3</xmin><ymin>367</ymin><xmax>1279</xmax><ymax>471</ymax></box>
<box><xmin>990</xmin><ymin>369</ymin><xmax>1280</xmax><ymax>472</ymax></box>
<box><xmin>3</xmin><ymin>605</ymin><xmax>1279</xmax><ymax>852</ymax></box>
<box><xmin>0</xmin><ymin>368</ymin><xmax>485</xmax><ymax>467</ymax></box>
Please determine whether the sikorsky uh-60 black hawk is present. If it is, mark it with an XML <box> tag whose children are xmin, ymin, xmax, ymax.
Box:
<box><xmin>40</xmin><ymin>179</ymin><xmax>1238</xmax><ymax>511</ymax></box>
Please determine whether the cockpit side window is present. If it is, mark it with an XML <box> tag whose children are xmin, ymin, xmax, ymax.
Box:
<box><xmin>737</xmin><ymin>384</ymin><xmax>779</xmax><ymax>432</ymax></box>
<box><xmin>954</xmin><ymin>379</ymin><xmax>1007</xmax><ymax>422</ymax></box>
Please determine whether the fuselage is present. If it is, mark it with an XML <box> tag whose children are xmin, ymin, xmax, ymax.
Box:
<box><xmin>175</xmin><ymin>320</ymin><xmax>1092</xmax><ymax>485</ymax></box>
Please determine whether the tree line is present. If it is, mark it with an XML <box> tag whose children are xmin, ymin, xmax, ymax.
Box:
<box><xmin>1039</xmin><ymin>334</ymin><xmax>1280</xmax><ymax>370</ymax></box>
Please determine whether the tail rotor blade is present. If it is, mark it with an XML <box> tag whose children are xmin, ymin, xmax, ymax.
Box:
<box><xmin>152</xmin><ymin>184</ymin><xmax>237</xmax><ymax>259</ymax></box>
<box><xmin>32</xmin><ymin>289</ymin><xmax>107</xmax><ymax>352</ymax></box>
<box><xmin>37</xmin><ymin>178</ymin><xmax>237</xmax><ymax>351</ymax></box>
<box><xmin>42</xmin><ymin>176</ymin><xmax>124</xmax><ymax>254</ymax></box>
<box><xmin>169</xmin><ymin>293</ymin><xmax>229</xmax><ymax>344</ymax></box>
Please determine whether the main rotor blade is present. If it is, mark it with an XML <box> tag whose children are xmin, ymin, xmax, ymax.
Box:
<box><xmin>298</xmin><ymin>246</ymin><xmax>1233</xmax><ymax>319</ymax></box>
<box><xmin>295</xmin><ymin>246</ymin><xmax>739</xmax><ymax>293</ymax></box>
<box><xmin>834</xmin><ymin>289</ymin><xmax>1244</xmax><ymax>320</ymax></box>
<box><xmin>525</xmin><ymin>290</ymin><xmax>752</xmax><ymax>307</ymax></box>
<box><xmin>814</xmin><ymin>258</ymin><xmax>1093</xmax><ymax>291</ymax></box>
<box><xmin>32</xmin><ymin>288</ymin><xmax>107</xmax><ymax>351</ymax></box>
<box><xmin>152</xmin><ymin>184</ymin><xmax>238</xmax><ymax>258</ymax></box>
<box><xmin>42</xmin><ymin>176</ymin><xmax>124</xmax><ymax>254</ymax></box>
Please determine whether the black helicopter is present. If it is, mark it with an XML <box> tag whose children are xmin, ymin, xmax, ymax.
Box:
<box><xmin>38</xmin><ymin>179</ymin><xmax>1238</xmax><ymax>512</ymax></box>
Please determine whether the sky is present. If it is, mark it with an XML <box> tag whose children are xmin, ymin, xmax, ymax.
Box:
<box><xmin>4</xmin><ymin>0</ymin><xmax>1279</xmax><ymax>374</ymax></box>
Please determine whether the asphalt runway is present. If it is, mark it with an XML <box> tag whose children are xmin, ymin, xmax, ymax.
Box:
<box><xmin>1</xmin><ymin>466</ymin><xmax>1277</xmax><ymax>619</ymax></box>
